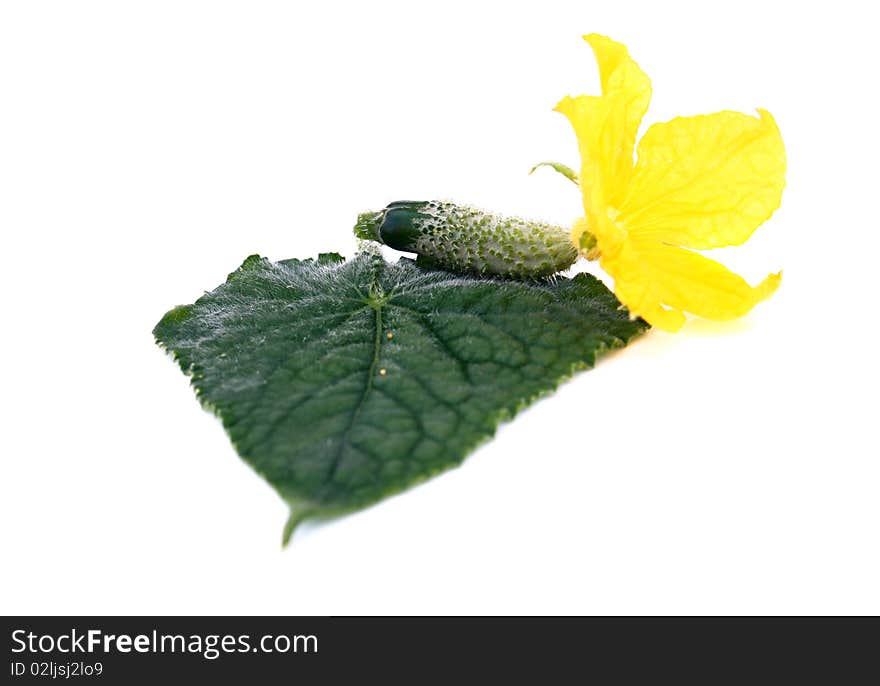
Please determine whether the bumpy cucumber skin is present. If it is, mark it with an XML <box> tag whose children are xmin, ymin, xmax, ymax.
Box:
<box><xmin>355</xmin><ymin>201</ymin><xmax>578</xmax><ymax>279</ymax></box>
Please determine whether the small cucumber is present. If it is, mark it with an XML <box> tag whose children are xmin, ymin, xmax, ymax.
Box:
<box><xmin>354</xmin><ymin>200</ymin><xmax>578</xmax><ymax>279</ymax></box>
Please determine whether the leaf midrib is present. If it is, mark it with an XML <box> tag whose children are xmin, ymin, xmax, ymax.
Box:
<box><xmin>324</xmin><ymin>277</ymin><xmax>384</xmax><ymax>483</ymax></box>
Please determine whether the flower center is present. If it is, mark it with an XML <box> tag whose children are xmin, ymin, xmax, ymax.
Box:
<box><xmin>597</xmin><ymin>206</ymin><xmax>628</xmax><ymax>259</ymax></box>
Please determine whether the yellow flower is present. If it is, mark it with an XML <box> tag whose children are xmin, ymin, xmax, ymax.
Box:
<box><xmin>554</xmin><ymin>34</ymin><xmax>785</xmax><ymax>332</ymax></box>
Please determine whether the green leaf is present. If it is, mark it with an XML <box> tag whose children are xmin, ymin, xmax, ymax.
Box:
<box><xmin>153</xmin><ymin>250</ymin><xmax>647</xmax><ymax>544</ymax></box>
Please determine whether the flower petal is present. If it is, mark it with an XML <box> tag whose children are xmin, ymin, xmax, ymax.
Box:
<box><xmin>603</xmin><ymin>237</ymin><xmax>781</xmax><ymax>332</ymax></box>
<box><xmin>554</xmin><ymin>95</ymin><xmax>623</xmax><ymax>217</ymax></box>
<box><xmin>554</xmin><ymin>34</ymin><xmax>651</xmax><ymax>241</ymax></box>
<box><xmin>620</xmin><ymin>109</ymin><xmax>786</xmax><ymax>249</ymax></box>
<box><xmin>583</xmin><ymin>34</ymin><xmax>652</xmax><ymax>140</ymax></box>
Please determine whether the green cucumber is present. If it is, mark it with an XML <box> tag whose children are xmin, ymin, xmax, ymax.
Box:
<box><xmin>354</xmin><ymin>200</ymin><xmax>578</xmax><ymax>279</ymax></box>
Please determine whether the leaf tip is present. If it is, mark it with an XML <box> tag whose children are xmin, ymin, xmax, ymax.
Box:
<box><xmin>281</xmin><ymin>507</ymin><xmax>315</xmax><ymax>548</ymax></box>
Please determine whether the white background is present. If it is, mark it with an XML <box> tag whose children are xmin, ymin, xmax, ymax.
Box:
<box><xmin>2</xmin><ymin>1</ymin><xmax>878</xmax><ymax>615</ymax></box>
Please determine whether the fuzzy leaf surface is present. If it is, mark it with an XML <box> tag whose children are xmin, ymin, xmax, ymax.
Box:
<box><xmin>154</xmin><ymin>251</ymin><xmax>647</xmax><ymax>542</ymax></box>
